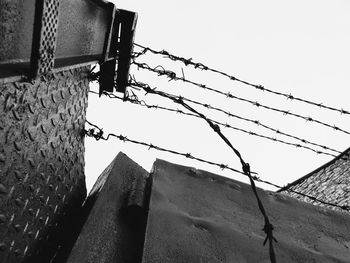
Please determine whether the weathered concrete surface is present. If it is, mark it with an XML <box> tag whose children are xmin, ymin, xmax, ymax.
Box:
<box><xmin>67</xmin><ymin>152</ymin><xmax>150</xmax><ymax>263</ymax></box>
<box><xmin>142</xmin><ymin>159</ymin><xmax>350</xmax><ymax>263</ymax></box>
<box><xmin>280</xmin><ymin>147</ymin><xmax>350</xmax><ymax>212</ymax></box>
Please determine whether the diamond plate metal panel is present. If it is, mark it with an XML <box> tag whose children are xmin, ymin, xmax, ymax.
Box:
<box><xmin>0</xmin><ymin>67</ymin><xmax>88</xmax><ymax>262</ymax></box>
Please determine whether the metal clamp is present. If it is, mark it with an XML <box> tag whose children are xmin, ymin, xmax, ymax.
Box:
<box><xmin>99</xmin><ymin>9</ymin><xmax>138</xmax><ymax>95</ymax></box>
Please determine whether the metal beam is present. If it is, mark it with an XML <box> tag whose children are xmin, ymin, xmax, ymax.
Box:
<box><xmin>0</xmin><ymin>0</ymin><xmax>137</xmax><ymax>90</ymax></box>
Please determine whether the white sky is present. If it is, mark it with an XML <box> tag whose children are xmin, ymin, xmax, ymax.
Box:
<box><xmin>85</xmin><ymin>0</ymin><xmax>350</xmax><ymax>192</ymax></box>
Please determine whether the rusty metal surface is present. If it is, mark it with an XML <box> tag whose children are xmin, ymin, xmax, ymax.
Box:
<box><xmin>0</xmin><ymin>67</ymin><xmax>88</xmax><ymax>262</ymax></box>
<box><xmin>142</xmin><ymin>159</ymin><xmax>350</xmax><ymax>263</ymax></box>
<box><xmin>67</xmin><ymin>152</ymin><xmax>150</xmax><ymax>263</ymax></box>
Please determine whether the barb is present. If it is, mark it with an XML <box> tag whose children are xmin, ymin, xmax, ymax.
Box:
<box><xmin>84</xmin><ymin>120</ymin><xmax>350</xmax><ymax>213</ymax></box>
<box><xmin>129</xmin><ymin>62</ymin><xmax>342</xmax><ymax>154</ymax></box>
<box><xmin>126</xmin><ymin>81</ymin><xmax>278</xmax><ymax>263</ymax></box>
<box><xmin>85</xmin><ymin>120</ymin><xmax>246</xmax><ymax>176</ymax></box>
<box><xmin>133</xmin><ymin>43</ymin><xmax>350</xmax><ymax>116</ymax></box>
<box><xmin>90</xmin><ymin>90</ymin><xmax>340</xmax><ymax>158</ymax></box>
<box><xmin>131</xmin><ymin>60</ymin><xmax>350</xmax><ymax>136</ymax></box>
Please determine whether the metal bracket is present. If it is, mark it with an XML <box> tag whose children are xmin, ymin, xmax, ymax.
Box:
<box><xmin>0</xmin><ymin>0</ymin><xmax>137</xmax><ymax>84</ymax></box>
<box><xmin>115</xmin><ymin>10</ymin><xmax>138</xmax><ymax>93</ymax></box>
<box><xmin>99</xmin><ymin>9</ymin><xmax>138</xmax><ymax>95</ymax></box>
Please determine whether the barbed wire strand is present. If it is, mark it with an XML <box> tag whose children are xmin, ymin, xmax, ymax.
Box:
<box><xmin>89</xmin><ymin>90</ymin><xmax>340</xmax><ymax>158</ymax></box>
<box><xmin>127</xmin><ymin>83</ymin><xmax>343</xmax><ymax>157</ymax></box>
<box><xmin>125</xmin><ymin>62</ymin><xmax>343</xmax><ymax>155</ymax></box>
<box><xmin>84</xmin><ymin>120</ymin><xmax>350</xmax><ymax>213</ymax></box>
<box><xmin>131</xmin><ymin>60</ymin><xmax>350</xmax><ymax>136</ymax></box>
<box><xmin>132</xmin><ymin>43</ymin><xmax>350</xmax><ymax>116</ymax></box>
<box><xmin>85</xmin><ymin>120</ymin><xmax>245</xmax><ymax>176</ymax></box>
<box><xmin>125</xmin><ymin>79</ymin><xmax>278</xmax><ymax>263</ymax></box>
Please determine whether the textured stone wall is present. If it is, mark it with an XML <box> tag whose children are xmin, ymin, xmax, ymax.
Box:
<box><xmin>0</xmin><ymin>67</ymin><xmax>89</xmax><ymax>262</ymax></box>
<box><xmin>281</xmin><ymin>149</ymin><xmax>350</xmax><ymax>212</ymax></box>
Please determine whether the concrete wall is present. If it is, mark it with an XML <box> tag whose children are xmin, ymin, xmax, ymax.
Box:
<box><xmin>142</xmin><ymin>159</ymin><xmax>350</xmax><ymax>263</ymax></box>
<box><xmin>280</xmin><ymin>148</ymin><xmax>350</xmax><ymax>212</ymax></box>
<box><xmin>67</xmin><ymin>152</ymin><xmax>150</xmax><ymax>263</ymax></box>
<box><xmin>0</xmin><ymin>67</ymin><xmax>89</xmax><ymax>262</ymax></box>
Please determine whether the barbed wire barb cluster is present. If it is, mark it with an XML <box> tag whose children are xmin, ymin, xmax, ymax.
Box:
<box><xmin>84</xmin><ymin>119</ymin><xmax>350</xmax><ymax>213</ymax></box>
<box><xmin>89</xmin><ymin>89</ymin><xmax>340</xmax><ymax>158</ymax></box>
<box><xmin>130</xmin><ymin>60</ymin><xmax>350</xmax><ymax>136</ymax></box>
<box><xmin>88</xmin><ymin>43</ymin><xmax>350</xmax><ymax>262</ymax></box>
<box><xmin>133</xmin><ymin>43</ymin><xmax>350</xmax><ymax>116</ymax></box>
<box><xmin>125</xmin><ymin>79</ymin><xmax>278</xmax><ymax>262</ymax></box>
<box><xmin>85</xmin><ymin>119</ymin><xmax>248</xmax><ymax>176</ymax></box>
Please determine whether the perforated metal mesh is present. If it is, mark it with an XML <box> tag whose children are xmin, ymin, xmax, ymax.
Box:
<box><xmin>37</xmin><ymin>0</ymin><xmax>60</xmax><ymax>75</ymax></box>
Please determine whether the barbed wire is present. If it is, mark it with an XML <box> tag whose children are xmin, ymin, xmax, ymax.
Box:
<box><xmin>85</xmin><ymin>119</ymin><xmax>247</xmax><ymax>176</ymax></box>
<box><xmin>89</xmin><ymin>90</ymin><xmax>340</xmax><ymax>158</ymax></box>
<box><xmin>131</xmin><ymin>60</ymin><xmax>350</xmax><ymax>136</ymax></box>
<box><xmin>84</xmin><ymin>120</ymin><xmax>350</xmax><ymax>213</ymax></box>
<box><xmin>86</xmin><ymin>116</ymin><xmax>277</xmax><ymax>263</ymax></box>
<box><xmin>128</xmin><ymin>62</ymin><xmax>342</xmax><ymax>155</ymax></box>
<box><xmin>133</xmin><ymin>43</ymin><xmax>350</xmax><ymax>116</ymax></box>
<box><xmin>127</xmin><ymin>79</ymin><xmax>280</xmax><ymax>262</ymax></box>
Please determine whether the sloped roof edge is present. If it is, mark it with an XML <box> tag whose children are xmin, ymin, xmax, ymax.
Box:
<box><xmin>277</xmin><ymin>146</ymin><xmax>350</xmax><ymax>192</ymax></box>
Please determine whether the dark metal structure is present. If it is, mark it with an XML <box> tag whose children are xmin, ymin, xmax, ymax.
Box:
<box><xmin>0</xmin><ymin>0</ymin><xmax>138</xmax><ymax>262</ymax></box>
<box><xmin>0</xmin><ymin>0</ymin><xmax>137</xmax><ymax>94</ymax></box>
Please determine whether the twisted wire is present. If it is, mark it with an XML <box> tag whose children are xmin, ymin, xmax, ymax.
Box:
<box><xmin>129</xmin><ymin>62</ymin><xmax>342</xmax><ymax>154</ymax></box>
<box><xmin>90</xmin><ymin>90</ymin><xmax>339</xmax><ymax>158</ymax></box>
<box><xmin>133</xmin><ymin>43</ymin><xmax>350</xmax><ymax>116</ymax></box>
<box><xmin>85</xmin><ymin>120</ymin><xmax>246</xmax><ymax>176</ymax></box>
<box><xmin>131</xmin><ymin>61</ymin><xmax>350</xmax><ymax>136</ymax></box>
<box><xmin>123</xmin><ymin>81</ymin><xmax>278</xmax><ymax>262</ymax></box>
<box><xmin>84</xmin><ymin>120</ymin><xmax>350</xmax><ymax>212</ymax></box>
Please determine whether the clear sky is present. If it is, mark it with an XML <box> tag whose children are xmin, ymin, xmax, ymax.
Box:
<box><xmin>85</xmin><ymin>0</ymin><xmax>350</xmax><ymax>192</ymax></box>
